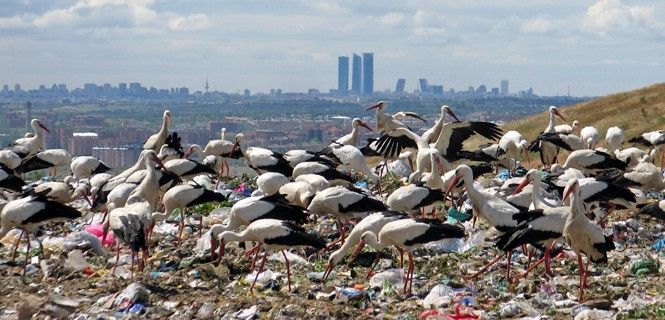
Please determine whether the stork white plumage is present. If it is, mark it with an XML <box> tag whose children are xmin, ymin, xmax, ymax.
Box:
<box><xmin>71</xmin><ymin>156</ymin><xmax>111</xmax><ymax>180</ymax></box>
<box><xmin>104</xmin><ymin>197</ymin><xmax>152</xmax><ymax>274</ymax></box>
<box><xmin>155</xmin><ymin>183</ymin><xmax>227</xmax><ymax>240</ymax></box>
<box><xmin>560</xmin><ymin>149</ymin><xmax>627</xmax><ymax>175</ymax></box>
<box><xmin>562</xmin><ymin>179</ymin><xmax>615</xmax><ymax>302</ymax></box>
<box><xmin>217</xmin><ymin>218</ymin><xmax>326</xmax><ymax>292</ymax></box>
<box><xmin>580</xmin><ymin>126</ymin><xmax>599</xmax><ymax>149</ymax></box>
<box><xmin>536</xmin><ymin>106</ymin><xmax>568</xmax><ymax>166</ymax></box>
<box><xmin>294</xmin><ymin>173</ymin><xmax>331</xmax><ymax>192</ymax></box>
<box><xmin>446</xmin><ymin>164</ymin><xmax>520</xmax><ymax>281</ymax></box>
<box><xmin>0</xmin><ymin>150</ymin><xmax>21</xmax><ymax>170</ymax></box>
<box><xmin>605</xmin><ymin>126</ymin><xmax>624</xmax><ymax>152</ymax></box>
<box><xmin>365</xmin><ymin>101</ymin><xmax>412</xmax><ymax>133</ymax></box>
<box><xmin>307</xmin><ymin>185</ymin><xmax>388</xmax><ymax>243</ymax></box>
<box><xmin>163</xmin><ymin>157</ymin><xmax>216</xmax><ymax>180</ymax></box>
<box><xmin>279</xmin><ymin>181</ymin><xmax>316</xmax><ymax>208</ymax></box>
<box><xmin>9</xmin><ymin>119</ymin><xmax>50</xmax><ymax>158</ymax></box>
<box><xmin>231</xmin><ymin>133</ymin><xmax>293</xmax><ymax>177</ymax></box>
<box><xmin>359</xmin><ymin>219</ymin><xmax>465</xmax><ymax>296</ymax></box>
<box><xmin>292</xmin><ymin>162</ymin><xmax>354</xmax><ymax>185</ymax></box>
<box><xmin>251</xmin><ymin>172</ymin><xmax>290</xmax><ymax>197</ymax></box>
<box><xmin>322</xmin><ymin>211</ymin><xmax>408</xmax><ymax>281</ymax></box>
<box><xmin>207</xmin><ymin>193</ymin><xmax>309</xmax><ymax>258</ymax></box>
<box><xmin>331</xmin><ymin>118</ymin><xmax>373</xmax><ymax>147</ymax></box>
<box><xmin>538</xmin><ymin>132</ymin><xmax>584</xmax><ymax>152</ymax></box>
<box><xmin>15</xmin><ymin>149</ymin><xmax>71</xmax><ymax>176</ymax></box>
<box><xmin>498</xmin><ymin>130</ymin><xmax>530</xmax><ymax>169</ymax></box>
<box><xmin>614</xmin><ymin>147</ymin><xmax>647</xmax><ymax>168</ymax></box>
<box><xmin>143</xmin><ymin>110</ymin><xmax>172</xmax><ymax>151</ymax></box>
<box><xmin>628</xmin><ymin>130</ymin><xmax>665</xmax><ymax>168</ymax></box>
<box><xmin>511</xmin><ymin>169</ymin><xmax>561</xmax><ymax>211</ymax></box>
<box><xmin>27</xmin><ymin>178</ymin><xmax>87</xmax><ymax>205</ymax></box>
<box><xmin>0</xmin><ymin>191</ymin><xmax>82</xmax><ymax>274</ymax></box>
<box><xmin>204</xmin><ymin>129</ymin><xmax>235</xmax><ymax>176</ymax></box>
<box><xmin>387</xmin><ymin>151</ymin><xmax>446</xmax><ymax>214</ymax></box>
<box><xmin>319</xmin><ymin>144</ymin><xmax>379</xmax><ymax>183</ymax></box>
<box><xmin>612</xmin><ymin>157</ymin><xmax>665</xmax><ymax>192</ymax></box>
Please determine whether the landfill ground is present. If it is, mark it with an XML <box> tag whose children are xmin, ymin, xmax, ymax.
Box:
<box><xmin>2</xmin><ymin>174</ymin><xmax>665</xmax><ymax>319</ymax></box>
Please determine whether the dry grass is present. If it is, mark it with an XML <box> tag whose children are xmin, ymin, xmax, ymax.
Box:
<box><xmin>508</xmin><ymin>83</ymin><xmax>665</xmax><ymax>144</ymax></box>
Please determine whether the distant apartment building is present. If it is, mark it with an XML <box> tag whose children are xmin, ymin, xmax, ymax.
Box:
<box><xmin>338</xmin><ymin>56</ymin><xmax>349</xmax><ymax>96</ymax></box>
<box><xmin>362</xmin><ymin>52</ymin><xmax>373</xmax><ymax>96</ymax></box>
<box><xmin>351</xmin><ymin>54</ymin><xmax>362</xmax><ymax>95</ymax></box>
<box><xmin>70</xmin><ymin>132</ymin><xmax>98</xmax><ymax>156</ymax></box>
<box><xmin>501</xmin><ymin>80</ymin><xmax>509</xmax><ymax>96</ymax></box>
<box><xmin>92</xmin><ymin>146</ymin><xmax>140</xmax><ymax>168</ymax></box>
<box><xmin>395</xmin><ymin>78</ymin><xmax>406</xmax><ymax>94</ymax></box>
<box><xmin>419</xmin><ymin>79</ymin><xmax>429</xmax><ymax>93</ymax></box>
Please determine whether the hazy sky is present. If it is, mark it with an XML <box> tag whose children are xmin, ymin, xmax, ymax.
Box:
<box><xmin>0</xmin><ymin>0</ymin><xmax>663</xmax><ymax>96</ymax></box>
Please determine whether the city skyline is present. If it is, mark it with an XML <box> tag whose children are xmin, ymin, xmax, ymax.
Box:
<box><xmin>0</xmin><ymin>1</ymin><xmax>663</xmax><ymax>96</ymax></box>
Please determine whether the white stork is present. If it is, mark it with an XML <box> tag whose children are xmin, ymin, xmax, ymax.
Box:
<box><xmin>0</xmin><ymin>150</ymin><xmax>21</xmax><ymax>170</ymax></box>
<box><xmin>580</xmin><ymin>126</ymin><xmax>599</xmax><ymax>149</ymax></box>
<box><xmin>610</xmin><ymin>157</ymin><xmax>665</xmax><ymax>192</ymax></box>
<box><xmin>359</xmin><ymin>219</ymin><xmax>465</xmax><ymax>296</ymax></box>
<box><xmin>0</xmin><ymin>165</ymin><xmax>25</xmax><ymax>192</ymax></box>
<box><xmin>628</xmin><ymin>130</ymin><xmax>665</xmax><ymax>168</ymax></box>
<box><xmin>532</xmin><ymin>106</ymin><xmax>568</xmax><ymax>166</ymax></box>
<box><xmin>163</xmin><ymin>157</ymin><xmax>216</xmax><ymax>180</ymax></box>
<box><xmin>331</xmin><ymin>118</ymin><xmax>373</xmax><ymax>147</ymax></box>
<box><xmin>605</xmin><ymin>126</ymin><xmax>624</xmax><ymax>152</ymax></box>
<box><xmin>154</xmin><ymin>183</ymin><xmax>227</xmax><ymax>239</ymax></box>
<box><xmin>562</xmin><ymin>179</ymin><xmax>615</xmax><ymax>302</ymax></box>
<box><xmin>25</xmin><ymin>178</ymin><xmax>88</xmax><ymax>205</ymax></box>
<box><xmin>387</xmin><ymin>151</ymin><xmax>446</xmax><ymax>214</ymax></box>
<box><xmin>15</xmin><ymin>149</ymin><xmax>71</xmax><ymax>176</ymax></box>
<box><xmin>230</xmin><ymin>133</ymin><xmax>293</xmax><ymax>177</ymax></box>
<box><xmin>217</xmin><ymin>218</ymin><xmax>326</xmax><ymax>292</ymax></box>
<box><xmin>9</xmin><ymin>119</ymin><xmax>50</xmax><ymax>158</ymax></box>
<box><xmin>103</xmin><ymin>197</ymin><xmax>152</xmax><ymax>274</ymax></box>
<box><xmin>319</xmin><ymin>144</ymin><xmax>379</xmax><ymax>183</ymax></box>
<box><xmin>204</xmin><ymin>129</ymin><xmax>236</xmax><ymax>176</ymax></box>
<box><xmin>294</xmin><ymin>173</ymin><xmax>331</xmax><ymax>192</ymax></box>
<box><xmin>207</xmin><ymin>193</ymin><xmax>309</xmax><ymax>258</ymax></box>
<box><xmin>278</xmin><ymin>181</ymin><xmax>316</xmax><ymax>208</ymax></box>
<box><xmin>71</xmin><ymin>156</ymin><xmax>112</xmax><ymax>180</ymax></box>
<box><xmin>292</xmin><ymin>162</ymin><xmax>354</xmax><ymax>185</ymax></box>
<box><xmin>560</xmin><ymin>149</ymin><xmax>627</xmax><ymax>175</ymax></box>
<box><xmin>252</xmin><ymin>172</ymin><xmax>290</xmax><ymax>197</ymax></box>
<box><xmin>143</xmin><ymin>110</ymin><xmax>172</xmax><ymax>151</ymax></box>
<box><xmin>307</xmin><ymin>185</ymin><xmax>388</xmax><ymax>242</ymax></box>
<box><xmin>538</xmin><ymin>132</ymin><xmax>584</xmax><ymax>152</ymax></box>
<box><xmin>322</xmin><ymin>210</ymin><xmax>408</xmax><ymax>281</ymax></box>
<box><xmin>0</xmin><ymin>191</ymin><xmax>82</xmax><ymax>274</ymax></box>
<box><xmin>498</xmin><ymin>130</ymin><xmax>531</xmax><ymax>169</ymax></box>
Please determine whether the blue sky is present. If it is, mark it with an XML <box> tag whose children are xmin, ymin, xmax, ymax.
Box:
<box><xmin>0</xmin><ymin>0</ymin><xmax>663</xmax><ymax>96</ymax></box>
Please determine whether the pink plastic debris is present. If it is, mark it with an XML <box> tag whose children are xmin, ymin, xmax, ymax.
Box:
<box><xmin>85</xmin><ymin>223</ymin><xmax>115</xmax><ymax>247</ymax></box>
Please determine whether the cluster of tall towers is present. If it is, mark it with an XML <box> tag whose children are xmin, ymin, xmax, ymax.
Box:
<box><xmin>338</xmin><ymin>52</ymin><xmax>373</xmax><ymax>96</ymax></box>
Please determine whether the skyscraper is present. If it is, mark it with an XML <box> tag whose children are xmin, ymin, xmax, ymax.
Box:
<box><xmin>418</xmin><ymin>79</ymin><xmax>430</xmax><ymax>93</ymax></box>
<box><xmin>395</xmin><ymin>79</ymin><xmax>406</xmax><ymax>94</ymax></box>
<box><xmin>338</xmin><ymin>56</ymin><xmax>349</xmax><ymax>96</ymax></box>
<box><xmin>362</xmin><ymin>52</ymin><xmax>373</xmax><ymax>96</ymax></box>
<box><xmin>500</xmin><ymin>80</ymin><xmax>509</xmax><ymax>96</ymax></box>
<box><xmin>351</xmin><ymin>54</ymin><xmax>362</xmax><ymax>95</ymax></box>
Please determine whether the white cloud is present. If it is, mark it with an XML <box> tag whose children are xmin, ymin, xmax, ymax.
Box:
<box><xmin>413</xmin><ymin>27</ymin><xmax>446</xmax><ymax>37</ymax></box>
<box><xmin>583</xmin><ymin>0</ymin><xmax>660</xmax><ymax>35</ymax></box>
<box><xmin>413</xmin><ymin>9</ymin><xmax>444</xmax><ymax>28</ymax></box>
<box><xmin>304</xmin><ymin>1</ymin><xmax>346</xmax><ymax>14</ymax></box>
<box><xmin>520</xmin><ymin>17</ymin><xmax>559</xmax><ymax>34</ymax></box>
<box><xmin>0</xmin><ymin>15</ymin><xmax>32</xmax><ymax>29</ymax></box>
<box><xmin>380</xmin><ymin>12</ymin><xmax>405</xmax><ymax>28</ymax></box>
<box><xmin>168</xmin><ymin>14</ymin><xmax>212</xmax><ymax>31</ymax></box>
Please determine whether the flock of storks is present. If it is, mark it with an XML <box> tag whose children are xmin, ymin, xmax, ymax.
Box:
<box><xmin>3</xmin><ymin>102</ymin><xmax>665</xmax><ymax>302</ymax></box>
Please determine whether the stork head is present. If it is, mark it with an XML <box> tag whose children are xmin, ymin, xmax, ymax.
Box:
<box><xmin>431</xmin><ymin>149</ymin><xmax>446</xmax><ymax>174</ymax></box>
<box><xmin>230</xmin><ymin>133</ymin><xmax>245</xmax><ymax>156</ymax></box>
<box><xmin>549</xmin><ymin>106</ymin><xmax>566</xmax><ymax>121</ymax></box>
<box><xmin>519</xmin><ymin>139</ymin><xmax>531</xmax><ymax>164</ymax></box>
<box><xmin>31</xmin><ymin>119</ymin><xmax>50</xmax><ymax>133</ymax></box>
<box><xmin>366</xmin><ymin>101</ymin><xmax>385</xmax><ymax>111</ymax></box>
<box><xmin>513</xmin><ymin>169</ymin><xmax>539</xmax><ymax>195</ymax></box>
<box><xmin>352</xmin><ymin>118</ymin><xmax>373</xmax><ymax>132</ymax></box>
<box><xmin>562</xmin><ymin>178</ymin><xmax>580</xmax><ymax>202</ymax></box>
<box><xmin>146</xmin><ymin>150</ymin><xmax>165</xmax><ymax>169</ymax></box>
<box><xmin>164</xmin><ymin>110</ymin><xmax>172</xmax><ymax>124</ymax></box>
<box><xmin>572</xmin><ymin>120</ymin><xmax>581</xmax><ymax>135</ymax></box>
<box><xmin>322</xmin><ymin>249</ymin><xmax>344</xmax><ymax>282</ymax></box>
<box><xmin>442</xmin><ymin>105</ymin><xmax>460</xmax><ymax>122</ymax></box>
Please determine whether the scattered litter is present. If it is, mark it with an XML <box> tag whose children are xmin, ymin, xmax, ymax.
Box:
<box><xmin>334</xmin><ymin>286</ymin><xmax>367</xmax><ymax>303</ymax></box>
<box><xmin>423</xmin><ymin>284</ymin><xmax>455</xmax><ymax>308</ymax></box>
<box><xmin>221</xmin><ymin>305</ymin><xmax>258</xmax><ymax>320</ymax></box>
<box><xmin>64</xmin><ymin>250</ymin><xmax>90</xmax><ymax>271</ymax></box>
<box><xmin>631</xmin><ymin>258</ymin><xmax>660</xmax><ymax>275</ymax></box>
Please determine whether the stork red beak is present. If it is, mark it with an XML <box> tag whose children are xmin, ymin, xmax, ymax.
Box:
<box><xmin>562</xmin><ymin>185</ymin><xmax>573</xmax><ymax>202</ymax></box>
<box><xmin>366</xmin><ymin>102</ymin><xmax>382</xmax><ymax>111</ymax></box>
<box><xmin>359</xmin><ymin>121</ymin><xmax>374</xmax><ymax>132</ymax></box>
<box><xmin>523</xmin><ymin>148</ymin><xmax>531</xmax><ymax>165</ymax></box>
<box><xmin>435</xmin><ymin>156</ymin><xmax>445</xmax><ymax>175</ymax></box>
<box><xmin>554</xmin><ymin>110</ymin><xmax>566</xmax><ymax>122</ymax></box>
<box><xmin>151</xmin><ymin>153</ymin><xmax>166</xmax><ymax>169</ymax></box>
<box><xmin>444</xmin><ymin>175</ymin><xmax>460</xmax><ymax>201</ymax></box>
<box><xmin>322</xmin><ymin>263</ymin><xmax>334</xmax><ymax>283</ymax></box>
<box><xmin>184</xmin><ymin>146</ymin><xmax>194</xmax><ymax>159</ymax></box>
<box><xmin>38</xmin><ymin>121</ymin><xmax>50</xmax><ymax>133</ymax></box>
<box><xmin>512</xmin><ymin>177</ymin><xmax>531</xmax><ymax>195</ymax></box>
<box><xmin>447</xmin><ymin>109</ymin><xmax>460</xmax><ymax>122</ymax></box>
